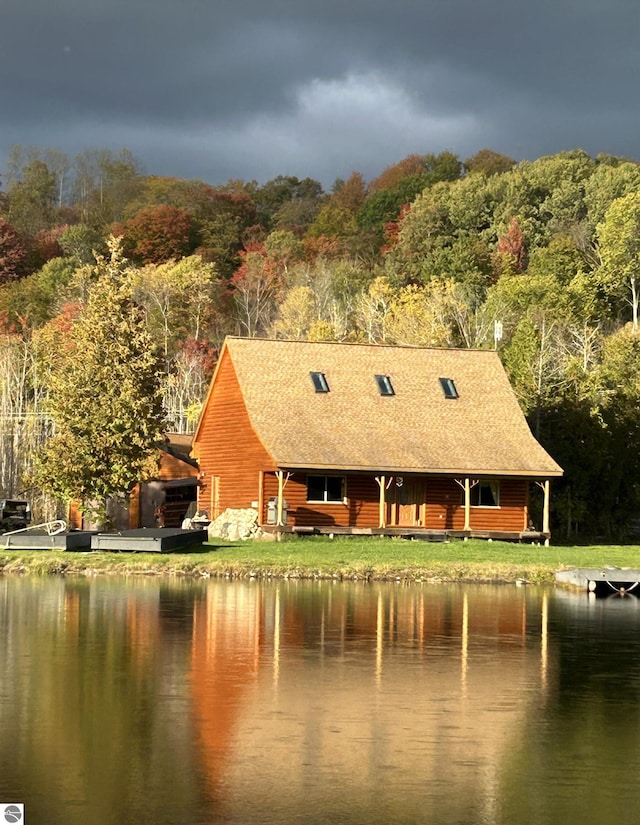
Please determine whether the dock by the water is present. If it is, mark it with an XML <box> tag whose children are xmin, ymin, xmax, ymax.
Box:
<box><xmin>0</xmin><ymin>531</ymin><xmax>96</xmax><ymax>551</ymax></box>
<box><xmin>556</xmin><ymin>567</ymin><xmax>640</xmax><ymax>596</ymax></box>
<box><xmin>0</xmin><ymin>528</ymin><xmax>208</xmax><ymax>553</ymax></box>
<box><xmin>90</xmin><ymin>528</ymin><xmax>208</xmax><ymax>553</ymax></box>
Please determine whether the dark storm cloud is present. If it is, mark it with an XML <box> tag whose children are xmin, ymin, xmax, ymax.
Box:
<box><xmin>2</xmin><ymin>0</ymin><xmax>640</xmax><ymax>187</ymax></box>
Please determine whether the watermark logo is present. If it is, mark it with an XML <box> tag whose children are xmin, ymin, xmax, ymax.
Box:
<box><xmin>2</xmin><ymin>804</ymin><xmax>23</xmax><ymax>824</ymax></box>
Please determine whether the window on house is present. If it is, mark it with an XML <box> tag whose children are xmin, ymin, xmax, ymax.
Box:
<box><xmin>439</xmin><ymin>377</ymin><xmax>459</xmax><ymax>399</ymax></box>
<box><xmin>469</xmin><ymin>481</ymin><xmax>500</xmax><ymax>507</ymax></box>
<box><xmin>310</xmin><ymin>371</ymin><xmax>329</xmax><ymax>393</ymax></box>
<box><xmin>375</xmin><ymin>374</ymin><xmax>395</xmax><ymax>396</ymax></box>
<box><xmin>307</xmin><ymin>475</ymin><xmax>345</xmax><ymax>503</ymax></box>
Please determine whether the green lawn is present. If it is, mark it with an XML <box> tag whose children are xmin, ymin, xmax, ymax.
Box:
<box><xmin>1</xmin><ymin>535</ymin><xmax>639</xmax><ymax>583</ymax></box>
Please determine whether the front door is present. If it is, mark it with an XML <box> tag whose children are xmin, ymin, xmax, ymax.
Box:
<box><xmin>388</xmin><ymin>477</ymin><xmax>426</xmax><ymax>527</ymax></box>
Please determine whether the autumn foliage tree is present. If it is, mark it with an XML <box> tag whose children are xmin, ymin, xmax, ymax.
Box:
<box><xmin>0</xmin><ymin>218</ymin><xmax>27</xmax><ymax>284</ymax></box>
<box><xmin>5</xmin><ymin>141</ymin><xmax>640</xmax><ymax>537</ymax></box>
<box><xmin>231</xmin><ymin>242</ymin><xmax>282</xmax><ymax>337</ymax></box>
<box><xmin>496</xmin><ymin>218</ymin><xmax>527</xmax><ymax>273</ymax></box>
<box><xmin>118</xmin><ymin>204</ymin><xmax>196</xmax><ymax>264</ymax></box>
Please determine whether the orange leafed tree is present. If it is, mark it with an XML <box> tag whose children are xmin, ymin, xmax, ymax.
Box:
<box><xmin>118</xmin><ymin>204</ymin><xmax>196</xmax><ymax>264</ymax></box>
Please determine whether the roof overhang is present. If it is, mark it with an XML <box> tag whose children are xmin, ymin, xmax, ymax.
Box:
<box><xmin>276</xmin><ymin>463</ymin><xmax>564</xmax><ymax>478</ymax></box>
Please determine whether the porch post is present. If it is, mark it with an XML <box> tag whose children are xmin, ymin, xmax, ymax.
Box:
<box><xmin>542</xmin><ymin>479</ymin><xmax>550</xmax><ymax>545</ymax></box>
<box><xmin>258</xmin><ymin>470</ymin><xmax>264</xmax><ymax>526</ymax></box>
<box><xmin>378</xmin><ymin>475</ymin><xmax>387</xmax><ymax>528</ymax></box>
<box><xmin>463</xmin><ymin>477</ymin><xmax>471</xmax><ymax>532</ymax></box>
<box><xmin>380</xmin><ymin>476</ymin><xmax>387</xmax><ymax>527</ymax></box>
<box><xmin>276</xmin><ymin>470</ymin><xmax>284</xmax><ymax>526</ymax></box>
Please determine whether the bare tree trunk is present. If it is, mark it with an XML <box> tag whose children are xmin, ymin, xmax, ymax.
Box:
<box><xmin>0</xmin><ymin>335</ymin><xmax>55</xmax><ymax>519</ymax></box>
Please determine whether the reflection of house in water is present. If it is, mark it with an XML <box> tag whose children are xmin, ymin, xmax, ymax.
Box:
<box><xmin>189</xmin><ymin>582</ymin><xmax>554</xmax><ymax>818</ymax></box>
<box><xmin>190</xmin><ymin>583</ymin><xmax>263</xmax><ymax>797</ymax></box>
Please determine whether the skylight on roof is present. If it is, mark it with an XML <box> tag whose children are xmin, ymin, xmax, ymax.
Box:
<box><xmin>439</xmin><ymin>377</ymin><xmax>459</xmax><ymax>399</ymax></box>
<box><xmin>375</xmin><ymin>374</ymin><xmax>395</xmax><ymax>396</ymax></box>
<box><xmin>310</xmin><ymin>371</ymin><xmax>329</xmax><ymax>393</ymax></box>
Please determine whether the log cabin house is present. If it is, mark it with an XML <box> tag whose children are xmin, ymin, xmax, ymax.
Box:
<box><xmin>191</xmin><ymin>338</ymin><xmax>563</xmax><ymax>542</ymax></box>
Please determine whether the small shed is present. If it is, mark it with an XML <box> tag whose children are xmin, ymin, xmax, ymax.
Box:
<box><xmin>132</xmin><ymin>434</ymin><xmax>200</xmax><ymax>528</ymax></box>
<box><xmin>68</xmin><ymin>434</ymin><xmax>200</xmax><ymax>530</ymax></box>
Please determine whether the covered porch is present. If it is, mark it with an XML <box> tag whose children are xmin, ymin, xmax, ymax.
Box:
<box><xmin>262</xmin><ymin>470</ymin><xmax>555</xmax><ymax>545</ymax></box>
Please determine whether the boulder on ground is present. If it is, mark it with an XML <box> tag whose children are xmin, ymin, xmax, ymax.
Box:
<box><xmin>207</xmin><ymin>508</ymin><xmax>263</xmax><ymax>541</ymax></box>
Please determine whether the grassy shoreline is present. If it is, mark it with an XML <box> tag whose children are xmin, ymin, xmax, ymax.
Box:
<box><xmin>0</xmin><ymin>536</ymin><xmax>638</xmax><ymax>584</ymax></box>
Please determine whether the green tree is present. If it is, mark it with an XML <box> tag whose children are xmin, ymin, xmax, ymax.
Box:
<box><xmin>545</xmin><ymin>326</ymin><xmax>640</xmax><ymax>539</ymax></box>
<box><xmin>489</xmin><ymin>150</ymin><xmax>595</xmax><ymax>251</ymax></box>
<box><xmin>31</xmin><ymin>237</ymin><xmax>165</xmax><ymax>524</ymax></box>
<box><xmin>596</xmin><ymin>192</ymin><xmax>640</xmax><ymax>331</ymax></box>
<box><xmin>129</xmin><ymin>255</ymin><xmax>221</xmax><ymax>361</ymax></box>
<box><xmin>6</xmin><ymin>159</ymin><xmax>57</xmax><ymax>236</ymax></box>
<box><xmin>263</xmin><ymin>230</ymin><xmax>305</xmax><ymax>275</ymax></box>
<box><xmin>526</xmin><ymin>236</ymin><xmax>585</xmax><ymax>285</ymax></box>
<box><xmin>586</xmin><ymin>327</ymin><xmax>640</xmax><ymax>534</ymax></box>
<box><xmin>464</xmin><ymin>148</ymin><xmax>516</xmax><ymax>176</ymax></box>
<box><xmin>253</xmin><ymin>176</ymin><xmax>324</xmax><ymax>231</ymax></box>
<box><xmin>379</xmin><ymin>182</ymin><xmax>452</xmax><ymax>280</ymax></box>
<box><xmin>59</xmin><ymin>224</ymin><xmax>104</xmax><ymax>266</ymax></box>
<box><xmin>357</xmin><ymin>174</ymin><xmax>431</xmax><ymax>246</ymax></box>
<box><xmin>583</xmin><ymin>160</ymin><xmax>640</xmax><ymax>230</ymax></box>
<box><xmin>0</xmin><ymin>257</ymin><xmax>77</xmax><ymax>332</ymax></box>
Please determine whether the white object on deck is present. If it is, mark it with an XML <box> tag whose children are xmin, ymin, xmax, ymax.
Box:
<box><xmin>3</xmin><ymin>520</ymin><xmax>67</xmax><ymax>536</ymax></box>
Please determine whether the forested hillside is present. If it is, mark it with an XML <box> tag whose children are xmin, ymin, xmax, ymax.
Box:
<box><xmin>2</xmin><ymin>144</ymin><xmax>640</xmax><ymax>539</ymax></box>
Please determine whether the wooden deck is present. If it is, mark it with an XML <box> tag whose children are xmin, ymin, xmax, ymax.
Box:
<box><xmin>0</xmin><ymin>528</ymin><xmax>208</xmax><ymax>553</ymax></box>
<box><xmin>263</xmin><ymin>525</ymin><xmax>549</xmax><ymax>543</ymax></box>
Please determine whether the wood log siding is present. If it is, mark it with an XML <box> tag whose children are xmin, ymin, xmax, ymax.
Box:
<box><xmin>262</xmin><ymin>472</ymin><xmax>379</xmax><ymax>528</ymax></box>
<box><xmin>159</xmin><ymin>451</ymin><xmax>198</xmax><ymax>482</ymax></box>
<box><xmin>425</xmin><ymin>477</ymin><xmax>528</xmax><ymax>531</ymax></box>
<box><xmin>193</xmin><ymin>354</ymin><xmax>276</xmax><ymax>515</ymax></box>
<box><xmin>262</xmin><ymin>472</ymin><xmax>528</xmax><ymax>531</ymax></box>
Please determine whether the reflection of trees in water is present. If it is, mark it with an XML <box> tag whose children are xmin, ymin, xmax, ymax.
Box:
<box><xmin>10</xmin><ymin>580</ymin><xmax>636</xmax><ymax>825</ymax></box>
<box><xmin>501</xmin><ymin>593</ymin><xmax>640</xmax><ymax>825</ymax></box>
<box><xmin>0</xmin><ymin>578</ymin><xmax>207</xmax><ymax>825</ymax></box>
<box><xmin>551</xmin><ymin>595</ymin><xmax>640</xmax><ymax>706</ymax></box>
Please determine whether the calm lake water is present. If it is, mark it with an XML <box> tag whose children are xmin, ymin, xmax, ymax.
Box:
<box><xmin>0</xmin><ymin>575</ymin><xmax>639</xmax><ymax>825</ymax></box>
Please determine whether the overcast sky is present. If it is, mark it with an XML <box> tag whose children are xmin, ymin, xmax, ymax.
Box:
<box><xmin>2</xmin><ymin>0</ymin><xmax>639</xmax><ymax>189</ymax></box>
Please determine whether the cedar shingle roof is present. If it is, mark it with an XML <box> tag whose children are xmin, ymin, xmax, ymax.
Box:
<box><xmin>199</xmin><ymin>337</ymin><xmax>563</xmax><ymax>478</ymax></box>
